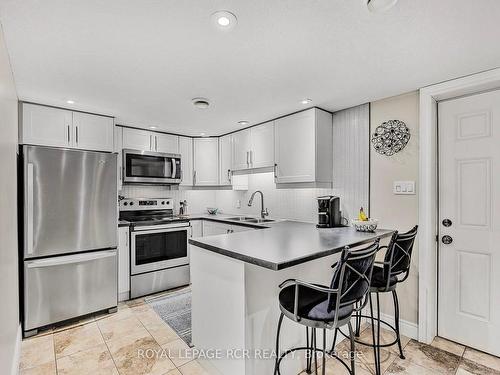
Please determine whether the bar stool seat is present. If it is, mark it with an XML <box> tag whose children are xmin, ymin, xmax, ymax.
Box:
<box><xmin>279</xmin><ymin>285</ymin><xmax>354</xmax><ymax>322</ymax></box>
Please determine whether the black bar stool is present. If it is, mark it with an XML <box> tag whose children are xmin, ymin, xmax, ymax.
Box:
<box><xmin>274</xmin><ymin>239</ymin><xmax>380</xmax><ymax>375</ymax></box>
<box><xmin>335</xmin><ymin>226</ymin><xmax>418</xmax><ymax>375</ymax></box>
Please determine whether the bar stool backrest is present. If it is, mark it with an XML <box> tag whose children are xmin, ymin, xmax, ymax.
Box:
<box><xmin>328</xmin><ymin>239</ymin><xmax>380</xmax><ymax>314</ymax></box>
<box><xmin>383</xmin><ymin>225</ymin><xmax>418</xmax><ymax>284</ymax></box>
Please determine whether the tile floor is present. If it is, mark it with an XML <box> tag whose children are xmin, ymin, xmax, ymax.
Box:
<box><xmin>19</xmin><ymin>294</ymin><xmax>500</xmax><ymax>375</ymax></box>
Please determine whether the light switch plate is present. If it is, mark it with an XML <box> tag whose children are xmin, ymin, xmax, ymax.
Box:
<box><xmin>394</xmin><ymin>181</ymin><xmax>416</xmax><ymax>195</ymax></box>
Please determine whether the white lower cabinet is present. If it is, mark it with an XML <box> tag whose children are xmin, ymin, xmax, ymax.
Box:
<box><xmin>190</xmin><ymin>220</ymin><xmax>203</xmax><ymax>238</ymax></box>
<box><xmin>118</xmin><ymin>226</ymin><xmax>130</xmax><ymax>301</ymax></box>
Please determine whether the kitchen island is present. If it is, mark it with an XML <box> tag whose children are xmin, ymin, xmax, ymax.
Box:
<box><xmin>189</xmin><ymin>221</ymin><xmax>394</xmax><ymax>375</ymax></box>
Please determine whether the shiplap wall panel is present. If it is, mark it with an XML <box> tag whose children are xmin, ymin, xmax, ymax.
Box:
<box><xmin>332</xmin><ymin>103</ymin><xmax>370</xmax><ymax>219</ymax></box>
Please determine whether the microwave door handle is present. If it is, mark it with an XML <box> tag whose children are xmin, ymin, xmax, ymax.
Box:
<box><xmin>26</xmin><ymin>163</ymin><xmax>34</xmax><ymax>255</ymax></box>
<box><xmin>172</xmin><ymin>158</ymin><xmax>177</xmax><ymax>179</ymax></box>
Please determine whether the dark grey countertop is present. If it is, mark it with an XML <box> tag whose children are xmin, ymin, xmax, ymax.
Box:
<box><xmin>189</xmin><ymin>221</ymin><xmax>394</xmax><ymax>270</ymax></box>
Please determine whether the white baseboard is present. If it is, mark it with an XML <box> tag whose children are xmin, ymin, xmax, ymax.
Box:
<box><xmin>11</xmin><ymin>324</ymin><xmax>22</xmax><ymax>375</ymax></box>
<box><xmin>377</xmin><ymin>312</ymin><xmax>418</xmax><ymax>340</ymax></box>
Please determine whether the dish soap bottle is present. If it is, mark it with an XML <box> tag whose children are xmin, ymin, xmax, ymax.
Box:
<box><xmin>358</xmin><ymin>207</ymin><xmax>368</xmax><ymax>221</ymax></box>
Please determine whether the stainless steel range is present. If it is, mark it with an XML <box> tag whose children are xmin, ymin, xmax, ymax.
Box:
<box><xmin>119</xmin><ymin>198</ymin><xmax>190</xmax><ymax>298</ymax></box>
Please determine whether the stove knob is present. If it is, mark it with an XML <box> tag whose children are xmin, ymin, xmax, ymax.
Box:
<box><xmin>161</xmin><ymin>201</ymin><xmax>165</xmax><ymax>205</ymax></box>
<box><xmin>130</xmin><ymin>202</ymin><xmax>134</xmax><ymax>206</ymax></box>
<box><xmin>123</xmin><ymin>202</ymin><xmax>128</xmax><ymax>206</ymax></box>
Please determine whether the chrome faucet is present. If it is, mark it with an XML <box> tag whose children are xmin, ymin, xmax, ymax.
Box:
<box><xmin>248</xmin><ymin>190</ymin><xmax>269</xmax><ymax>219</ymax></box>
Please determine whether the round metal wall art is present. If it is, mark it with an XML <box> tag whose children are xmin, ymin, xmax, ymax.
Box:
<box><xmin>371</xmin><ymin>119</ymin><xmax>410</xmax><ymax>156</ymax></box>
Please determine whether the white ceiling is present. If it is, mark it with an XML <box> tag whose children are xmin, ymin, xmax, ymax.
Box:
<box><xmin>1</xmin><ymin>0</ymin><xmax>499</xmax><ymax>136</ymax></box>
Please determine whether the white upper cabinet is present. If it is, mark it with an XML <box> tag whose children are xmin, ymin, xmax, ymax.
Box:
<box><xmin>274</xmin><ymin>108</ymin><xmax>332</xmax><ymax>184</ymax></box>
<box><xmin>249</xmin><ymin>121</ymin><xmax>274</xmax><ymax>168</ymax></box>
<box><xmin>231</xmin><ymin>122</ymin><xmax>274</xmax><ymax>171</ymax></box>
<box><xmin>193</xmin><ymin>138</ymin><xmax>219</xmax><ymax>186</ymax></box>
<box><xmin>20</xmin><ymin>103</ymin><xmax>114</xmax><ymax>152</ymax></box>
<box><xmin>179</xmin><ymin>136</ymin><xmax>193</xmax><ymax>186</ymax></box>
<box><xmin>21</xmin><ymin>104</ymin><xmax>72</xmax><ymax>148</ymax></box>
<box><xmin>72</xmin><ymin>112</ymin><xmax>114</xmax><ymax>152</ymax></box>
<box><xmin>232</xmin><ymin>129</ymin><xmax>251</xmax><ymax>170</ymax></box>
<box><xmin>156</xmin><ymin>133</ymin><xmax>179</xmax><ymax>154</ymax></box>
<box><xmin>122</xmin><ymin>128</ymin><xmax>154</xmax><ymax>151</ymax></box>
<box><xmin>219</xmin><ymin>135</ymin><xmax>232</xmax><ymax>186</ymax></box>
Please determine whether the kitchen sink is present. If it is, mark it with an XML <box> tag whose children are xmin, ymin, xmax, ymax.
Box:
<box><xmin>226</xmin><ymin>216</ymin><xmax>256</xmax><ymax>221</ymax></box>
<box><xmin>225</xmin><ymin>217</ymin><xmax>275</xmax><ymax>224</ymax></box>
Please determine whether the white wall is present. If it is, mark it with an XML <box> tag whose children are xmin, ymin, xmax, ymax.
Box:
<box><xmin>0</xmin><ymin>24</ymin><xmax>20</xmax><ymax>375</ymax></box>
<box><xmin>370</xmin><ymin>91</ymin><xmax>419</xmax><ymax>324</ymax></box>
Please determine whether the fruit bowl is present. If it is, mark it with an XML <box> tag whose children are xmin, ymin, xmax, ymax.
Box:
<box><xmin>352</xmin><ymin>219</ymin><xmax>378</xmax><ymax>232</ymax></box>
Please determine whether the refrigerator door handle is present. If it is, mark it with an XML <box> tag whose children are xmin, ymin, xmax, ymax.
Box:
<box><xmin>26</xmin><ymin>250</ymin><xmax>116</xmax><ymax>268</ymax></box>
<box><xmin>27</xmin><ymin>163</ymin><xmax>34</xmax><ymax>255</ymax></box>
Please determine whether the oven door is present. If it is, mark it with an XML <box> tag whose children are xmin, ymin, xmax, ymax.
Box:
<box><xmin>123</xmin><ymin>149</ymin><xmax>181</xmax><ymax>184</ymax></box>
<box><xmin>131</xmin><ymin>223</ymin><xmax>189</xmax><ymax>275</ymax></box>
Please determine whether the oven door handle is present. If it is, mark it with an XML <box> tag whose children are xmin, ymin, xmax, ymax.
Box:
<box><xmin>132</xmin><ymin>224</ymin><xmax>190</xmax><ymax>233</ymax></box>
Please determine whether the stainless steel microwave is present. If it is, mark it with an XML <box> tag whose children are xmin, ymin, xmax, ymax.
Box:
<box><xmin>123</xmin><ymin>149</ymin><xmax>181</xmax><ymax>185</ymax></box>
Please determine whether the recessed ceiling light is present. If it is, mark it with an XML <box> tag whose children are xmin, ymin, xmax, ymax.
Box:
<box><xmin>192</xmin><ymin>97</ymin><xmax>210</xmax><ymax>109</ymax></box>
<box><xmin>211</xmin><ymin>10</ymin><xmax>237</xmax><ymax>30</ymax></box>
<box><xmin>66</xmin><ymin>100</ymin><xmax>75</xmax><ymax>104</ymax></box>
<box><xmin>301</xmin><ymin>98</ymin><xmax>312</xmax><ymax>105</ymax></box>
<box><xmin>238</xmin><ymin>121</ymin><xmax>249</xmax><ymax>126</ymax></box>
<box><xmin>200</xmin><ymin>132</ymin><xmax>206</xmax><ymax>136</ymax></box>
<box><xmin>149</xmin><ymin>126</ymin><xmax>157</xmax><ymax>129</ymax></box>
<box><xmin>367</xmin><ymin>0</ymin><xmax>398</xmax><ymax>13</ymax></box>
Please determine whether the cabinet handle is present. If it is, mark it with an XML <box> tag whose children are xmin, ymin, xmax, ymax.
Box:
<box><xmin>155</xmin><ymin>136</ymin><xmax>158</xmax><ymax>151</ymax></box>
<box><xmin>250</xmin><ymin>150</ymin><xmax>253</xmax><ymax>166</ymax></box>
<box><xmin>227</xmin><ymin>169</ymin><xmax>231</xmax><ymax>183</ymax></box>
<box><xmin>67</xmin><ymin>125</ymin><xmax>70</xmax><ymax>143</ymax></box>
<box><xmin>193</xmin><ymin>170</ymin><xmax>197</xmax><ymax>185</ymax></box>
<box><xmin>274</xmin><ymin>163</ymin><xmax>278</xmax><ymax>179</ymax></box>
<box><xmin>246</xmin><ymin>151</ymin><xmax>249</xmax><ymax>167</ymax></box>
<box><xmin>150</xmin><ymin>135</ymin><xmax>153</xmax><ymax>151</ymax></box>
<box><xmin>75</xmin><ymin>126</ymin><xmax>79</xmax><ymax>144</ymax></box>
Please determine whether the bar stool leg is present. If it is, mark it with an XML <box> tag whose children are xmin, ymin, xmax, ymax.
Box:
<box><xmin>369</xmin><ymin>293</ymin><xmax>381</xmax><ymax>375</ymax></box>
<box><xmin>330</xmin><ymin>327</ymin><xmax>338</xmax><ymax>354</ymax></box>
<box><xmin>322</xmin><ymin>328</ymin><xmax>327</xmax><ymax>375</ymax></box>
<box><xmin>306</xmin><ymin>327</ymin><xmax>312</xmax><ymax>374</ymax></box>
<box><xmin>348</xmin><ymin>321</ymin><xmax>356</xmax><ymax>375</ymax></box>
<box><xmin>313</xmin><ymin>329</ymin><xmax>318</xmax><ymax>375</ymax></box>
<box><xmin>375</xmin><ymin>293</ymin><xmax>382</xmax><ymax>375</ymax></box>
<box><xmin>355</xmin><ymin>301</ymin><xmax>362</xmax><ymax>337</ymax></box>
<box><xmin>274</xmin><ymin>313</ymin><xmax>284</xmax><ymax>375</ymax></box>
<box><xmin>392</xmin><ymin>290</ymin><xmax>406</xmax><ymax>359</ymax></box>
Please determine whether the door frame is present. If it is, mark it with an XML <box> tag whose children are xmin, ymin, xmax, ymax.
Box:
<box><xmin>418</xmin><ymin>67</ymin><xmax>500</xmax><ymax>344</ymax></box>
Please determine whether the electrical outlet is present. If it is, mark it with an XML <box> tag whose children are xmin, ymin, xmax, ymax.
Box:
<box><xmin>394</xmin><ymin>181</ymin><xmax>416</xmax><ymax>195</ymax></box>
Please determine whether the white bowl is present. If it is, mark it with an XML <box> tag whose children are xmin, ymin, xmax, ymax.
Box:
<box><xmin>206</xmin><ymin>207</ymin><xmax>218</xmax><ymax>215</ymax></box>
<box><xmin>352</xmin><ymin>219</ymin><xmax>378</xmax><ymax>232</ymax></box>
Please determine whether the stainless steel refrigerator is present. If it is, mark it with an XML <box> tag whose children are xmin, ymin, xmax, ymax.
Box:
<box><xmin>22</xmin><ymin>145</ymin><xmax>118</xmax><ymax>336</ymax></box>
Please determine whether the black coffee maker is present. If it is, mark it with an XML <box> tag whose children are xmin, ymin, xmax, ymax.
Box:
<box><xmin>316</xmin><ymin>196</ymin><xmax>342</xmax><ymax>228</ymax></box>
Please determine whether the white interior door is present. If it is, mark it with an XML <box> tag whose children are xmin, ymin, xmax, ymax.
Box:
<box><xmin>438</xmin><ymin>89</ymin><xmax>500</xmax><ymax>356</ymax></box>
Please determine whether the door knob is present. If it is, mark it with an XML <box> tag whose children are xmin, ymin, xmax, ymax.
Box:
<box><xmin>441</xmin><ymin>235</ymin><xmax>453</xmax><ymax>245</ymax></box>
<box><xmin>442</xmin><ymin>219</ymin><xmax>452</xmax><ymax>227</ymax></box>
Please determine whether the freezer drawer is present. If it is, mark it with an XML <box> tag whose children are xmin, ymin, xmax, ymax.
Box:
<box><xmin>24</xmin><ymin>250</ymin><xmax>117</xmax><ymax>332</ymax></box>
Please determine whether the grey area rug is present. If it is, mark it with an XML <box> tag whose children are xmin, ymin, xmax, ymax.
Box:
<box><xmin>146</xmin><ymin>287</ymin><xmax>193</xmax><ymax>347</ymax></box>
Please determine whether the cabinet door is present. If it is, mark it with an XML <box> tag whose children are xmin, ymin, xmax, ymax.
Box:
<box><xmin>274</xmin><ymin>109</ymin><xmax>316</xmax><ymax>183</ymax></box>
<box><xmin>190</xmin><ymin>220</ymin><xmax>203</xmax><ymax>237</ymax></box>
<box><xmin>232</xmin><ymin>129</ymin><xmax>251</xmax><ymax>170</ymax></box>
<box><xmin>202</xmin><ymin>221</ymin><xmax>232</xmax><ymax>236</ymax></box>
<box><xmin>179</xmin><ymin>137</ymin><xmax>193</xmax><ymax>186</ymax></box>
<box><xmin>219</xmin><ymin>135</ymin><xmax>232</xmax><ymax>185</ymax></box>
<box><xmin>73</xmin><ymin>112</ymin><xmax>114</xmax><ymax>152</ymax></box>
<box><xmin>250</xmin><ymin>121</ymin><xmax>274</xmax><ymax>168</ymax></box>
<box><xmin>122</xmin><ymin>128</ymin><xmax>153</xmax><ymax>151</ymax></box>
<box><xmin>156</xmin><ymin>133</ymin><xmax>179</xmax><ymax>154</ymax></box>
<box><xmin>231</xmin><ymin>225</ymin><xmax>253</xmax><ymax>233</ymax></box>
<box><xmin>193</xmin><ymin>138</ymin><xmax>219</xmax><ymax>185</ymax></box>
<box><xmin>21</xmin><ymin>103</ymin><xmax>72</xmax><ymax>147</ymax></box>
<box><xmin>118</xmin><ymin>226</ymin><xmax>130</xmax><ymax>301</ymax></box>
